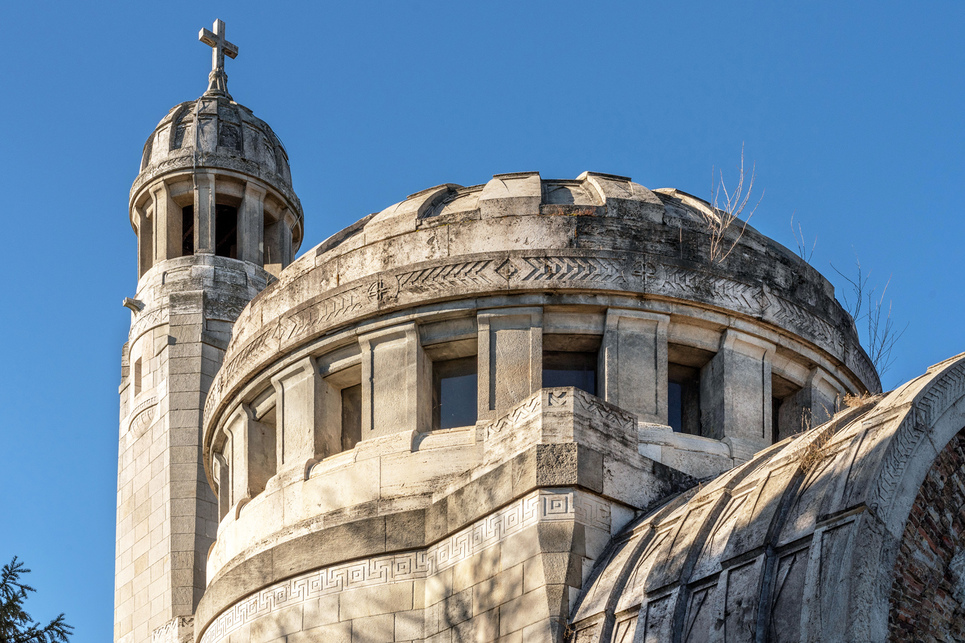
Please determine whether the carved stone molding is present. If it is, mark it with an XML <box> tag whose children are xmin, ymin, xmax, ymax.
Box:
<box><xmin>206</xmin><ymin>249</ymin><xmax>876</xmax><ymax>441</ymax></box>
<box><xmin>198</xmin><ymin>488</ymin><xmax>613</xmax><ymax>643</ymax></box>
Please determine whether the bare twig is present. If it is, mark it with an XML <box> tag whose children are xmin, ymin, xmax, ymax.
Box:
<box><xmin>790</xmin><ymin>211</ymin><xmax>816</xmax><ymax>263</ymax></box>
<box><xmin>866</xmin><ymin>277</ymin><xmax>907</xmax><ymax>376</ymax></box>
<box><xmin>703</xmin><ymin>144</ymin><xmax>764</xmax><ymax>263</ymax></box>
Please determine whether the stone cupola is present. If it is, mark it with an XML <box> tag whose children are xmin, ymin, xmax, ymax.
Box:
<box><xmin>129</xmin><ymin>19</ymin><xmax>303</xmax><ymax>280</ymax></box>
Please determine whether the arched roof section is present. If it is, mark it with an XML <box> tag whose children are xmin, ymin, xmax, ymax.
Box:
<box><xmin>569</xmin><ymin>353</ymin><xmax>965</xmax><ymax>642</ymax></box>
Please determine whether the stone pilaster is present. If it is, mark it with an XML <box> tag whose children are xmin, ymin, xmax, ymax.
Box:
<box><xmin>194</xmin><ymin>172</ymin><xmax>216</xmax><ymax>254</ymax></box>
<box><xmin>271</xmin><ymin>357</ymin><xmax>341</xmax><ymax>471</ymax></box>
<box><xmin>477</xmin><ymin>307</ymin><xmax>543</xmax><ymax>420</ymax></box>
<box><xmin>700</xmin><ymin>330</ymin><xmax>776</xmax><ymax>460</ymax></box>
<box><xmin>598</xmin><ymin>309</ymin><xmax>669</xmax><ymax>424</ymax></box>
<box><xmin>358</xmin><ymin>323</ymin><xmax>432</xmax><ymax>439</ymax></box>
<box><xmin>777</xmin><ymin>367</ymin><xmax>843</xmax><ymax>440</ymax></box>
<box><xmin>238</xmin><ymin>182</ymin><xmax>265</xmax><ymax>265</ymax></box>
<box><xmin>151</xmin><ymin>181</ymin><xmax>181</xmax><ymax>262</ymax></box>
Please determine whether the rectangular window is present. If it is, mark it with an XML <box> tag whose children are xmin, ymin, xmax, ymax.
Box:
<box><xmin>542</xmin><ymin>350</ymin><xmax>597</xmax><ymax>395</ymax></box>
<box><xmin>668</xmin><ymin>363</ymin><xmax>701</xmax><ymax>434</ymax></box>
<box><xmin>181</xmin><ymin>205</ymin><xmax>194</xmax><ymax>256</ymax></box>
<box><xmin>433</xmin><ymin>357</ymin><xmax>478</xmax><ymax>430</ymax></box>
<box><xmin>215</xmin><ymin>204</ymin><xmax>238</xmax><ymax>259</ymax></box>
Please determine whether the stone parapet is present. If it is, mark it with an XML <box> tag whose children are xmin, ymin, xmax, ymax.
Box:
<box><xmin>205</xmin><ymin>173</ymin><xmax>878</xmax><ymax>444</ymax></box>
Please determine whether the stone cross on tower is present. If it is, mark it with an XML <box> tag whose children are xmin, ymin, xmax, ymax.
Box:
<box><xmin>199</xmin><ymin>19</ymin><xmax>238</xmax><ymax>98</ymax></box>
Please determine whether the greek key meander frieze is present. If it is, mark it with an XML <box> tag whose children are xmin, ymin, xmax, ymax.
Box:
<box><xmin>208</xmin><ymin>251</ymin><xmax>862</xmax><ymax>429</ymax></box>
<box><xmin>198</xmin><ymin>489</ymin><xmax>612</xmax><ymax>643</ymax></box>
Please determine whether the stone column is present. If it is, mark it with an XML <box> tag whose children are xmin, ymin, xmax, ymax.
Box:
<box><xmin>194</xmin><ymin>172</ymin><xmax>216</xmax><ymax>254</ymax></box>
<box><xmin>358</xmin><ymin>323</ymin><xmax>432</xmax><ymax>439</ymax></box>
<box><xmin>281</xmin><ymin>208</ymin><xmax>296</xmax><ymax>266</ymax></box>
<box><xmin>136</xmin><ymin>205</ymin><xmax>152</xmax><ymax>277</ymax></box>
<box><xmin>239</xmin><ymin>182</ymin><xmax>266</xmax><ymax>265</ymax></box>
<box><xmin>271</xmin><ymin>357</ymin><xmax>341</xmax><ymax>471</ymax></box>
<box><xmin>222</xmin><ymin>405</ymin><xmax>276</xmax><ymax>510</ymax></box>
<box><xmin>151</xmin><ymin>181</ymin><xmax>181</xmax><ymax>261</ymax></box>
<box><xmin>477</xmin><ymin>307</ymin><xmax>543</xmax><ymax>420</ymax></box>
<box><xmin>700</xmin><ymin>330</ymin><xmax>776</xmax><ymax>460</ymax></box>
<box><xmin>599</xmin><ymin>309</ymin><xmax>669</xmax><ymax>424</ymax></box>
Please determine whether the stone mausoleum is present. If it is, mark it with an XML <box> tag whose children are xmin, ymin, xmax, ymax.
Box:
<box><xmin>114</xmin><ymin>20</ymin><xmax>965</xmax><ymax>643</ymax></box>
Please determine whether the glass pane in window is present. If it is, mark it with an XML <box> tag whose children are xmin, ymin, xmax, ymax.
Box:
<box><xmin>542</xmin><ymin>351</ymin><xmax>597</xmax><ymax>395</ymax></box>
<box><xmin>668</xmin><ymin>381</ymin><xmax>683</xmax><ymax>432</ymax></box>
<box><xmin>440</xmin><ymin>373</ymin><xmax>478</xmax><ymax>429</ymax></box>
<box><xmin>434</xmin><ymin>357</ymin><xmax>477</xmax><ymax>429</ymax></box>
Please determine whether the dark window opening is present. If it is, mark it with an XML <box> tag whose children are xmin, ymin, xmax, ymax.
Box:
<box><xmin>181</xmin><ymin>205</ymin><xmax>194</xmax><ymax>256</ymax></box>
<box><xmin>772</xmin><ymin>397</ymin><xmax>783</xmax><ymax>444</ymax></box>
<box><xmin>771</xmin><ymin>374</ymin><xmax>803</xmax><ymax>443</ymax></box>
<box><xmin>341</xmin><ymin>384</ymin><xmax>362</xmax><ymax>450</ymax></box>
<box><xmin>542</xmin><ymin>350</ymin><xmax>597</xmax><ymax>395</ymax></box>
<box><xmin>433</xmin><ymin>357</ymin><xmax>478</xmax><ymax>430</ymax></box>
<box><xmin>215</xmin><ymin>204</ymin><xmax>238</xmax><ymax>259</ymax></box>
<box><xmin>669</xmin><ymin>363</ymin><xmax>701</xmax><ymax>434</ymax></box>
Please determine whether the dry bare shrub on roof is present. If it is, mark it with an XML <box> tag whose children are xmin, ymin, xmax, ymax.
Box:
<box><xmin>843</xmin><ymin>392</ymin><xmax>884</xmax><ymax>409</ymax></box>
<box><xmin>704</xmin><ymin>144</ymin><xmax>764</xmax><ymax>263</ymax></box>
<box><xmin>791</xmin><ymin>211</ymin><xmax>816</xmax><ymax>264</ymax></box>
<box><xmin>799</xmin><ymin>426</ymin><xmax>835</xmax><ymax>472</ymax></box>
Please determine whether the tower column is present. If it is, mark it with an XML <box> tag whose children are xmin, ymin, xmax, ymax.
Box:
<box><xmin>151</xmin><ymin>181</ymin><xmax>181</xmax><ymax>261</ymax></box>
<box><xmin>239</xmin><ymin>182</ymin><xmax>266</xmax><ymax>265</ymax></box>
<box><xmin>194</xmin><ymin>172</ymin><xmax>216</xmax><ymax>254</ymax></box>
<box><xmin>118</xmin><ymin>18</ymin><xmax>303</xmax><ymax>643</ymax></box>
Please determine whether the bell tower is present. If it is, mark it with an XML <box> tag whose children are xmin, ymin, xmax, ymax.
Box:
<box><xmin>115</xmin><ymin>20</ymin><xmax>303</xmax><ymax>643</ymax></box>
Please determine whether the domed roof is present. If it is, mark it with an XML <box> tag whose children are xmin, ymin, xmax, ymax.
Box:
<box><xmin>569</xmin><ymin>352</ymin><xmax>965</xmax><ymax>641</ymax></box>
<box><xmin>204</xmin><ymin>171</ymin><xmax>880</xmax><ymax>438</ymax></box>
<box><xmin>131</xmin><ymin>94</ymin><xmax>298</xmax><ymax>209</ymax></box>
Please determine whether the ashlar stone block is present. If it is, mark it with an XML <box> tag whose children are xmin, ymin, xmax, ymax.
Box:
<box><xmin>358</xmin><ymin>322</ymin><xmax>432</xmax><ymax>438</ymax></box>
<box><xmin>598</xmin><ymin>309</ymin><xmax>669</xmax><ymax>424</ymax></box>
<box><xmin>478</xmin><ymin>308</ymin><xmax>542</xmax><ymax>420</ymax></box>
<box><xmin>271</xmin><ymin>357</ymin><xmax>341</xmax><ymax>471</ymax></box>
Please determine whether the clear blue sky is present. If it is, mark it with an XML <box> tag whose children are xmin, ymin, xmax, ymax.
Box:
<box><xmin>0</xmin><ymin>2</ymin><xmax>961</xmax><ymax>641</ymax></box>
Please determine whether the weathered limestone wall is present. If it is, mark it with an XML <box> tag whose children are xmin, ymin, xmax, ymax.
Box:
<box><xmin>115</xmin><ymin>255</ymin><xmax>270</xmax><ymax>643</ymax></box>
<box><xmin>194</xmin><ymin>388</ymin><xmax>692</xmax><ymax>643</ymax></box>
<box><xmin>186</xmin><ymin>172</ymin><xmax>883</xmax><ymax>643</ymax></box>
